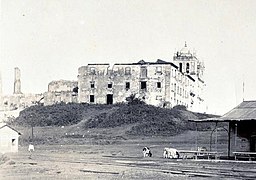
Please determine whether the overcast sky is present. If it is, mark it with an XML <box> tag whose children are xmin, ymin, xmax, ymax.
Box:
<box><xmin>1</xmin><ymin>0</ymin><xmax>256</xmax><ymax>115</ymax></box>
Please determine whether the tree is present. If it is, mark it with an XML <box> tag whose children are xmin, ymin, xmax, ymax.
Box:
<box><xmin>126</xmin><ymin>94</ymin><xmax>145</xmax><ymax>105</ymax></box>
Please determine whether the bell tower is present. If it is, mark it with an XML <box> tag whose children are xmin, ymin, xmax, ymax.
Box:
<box><xmin>173</xmin><ymin>42</ymin><xmax>204</xmax><ymax>79</ymax></box>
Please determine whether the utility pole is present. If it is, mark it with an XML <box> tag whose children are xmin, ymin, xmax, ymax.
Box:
<box><xmin>30</xmin><ymin>114</ymin><xmax>34</xmax><ymax>143</ymax></box>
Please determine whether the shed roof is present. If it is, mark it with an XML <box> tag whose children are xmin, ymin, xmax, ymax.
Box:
<box><xmin>191</xmin><ymin>101</ymin><xmax>256</xmax><ymax>122</ymax></box>
<box><xmin>0</xmin><ymin>123</ymin><xmax>21</xmax><ymax>135</ymax></box>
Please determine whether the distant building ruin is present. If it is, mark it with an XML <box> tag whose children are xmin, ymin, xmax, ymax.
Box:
<box><xmin>0</xmin><ymin>68</ymin><xmax>43</xmax><ymax>122</ymax></box>
<box><xmin>77</xmin><ymin>44</ymin><xmax>206</xmax><ymax>112</ymax></box>
<box><xmin>43</xmin><ymin>80</ymin><xmax>78</xmax><ymax>105</ymax></box>
<box><xmin>0</xmin><ymin>43</ymin><xmax>207</xmax><ymax>114</ymax></box>
<box><xmin>13</xmin><ymin>67</ymin><xmax>22</xmax><ymax>94</ymax></box>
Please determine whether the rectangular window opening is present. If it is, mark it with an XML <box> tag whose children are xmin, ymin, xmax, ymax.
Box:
<box><xmin>156</xmin><ymin>66</ymin><xmax>162</xmax><ymax>73</ymax></box>
<box><xmin>157</xmin><ymin>82</ymin><xmax>161</xmax><ymax>88</ymax></box>
<box><xmin>12</xmin><ymin>139</ymin><xmax>16</xmax><ymax>145</ymax></box>
<box><xmin>125</xmin><ymin>82</ymin><xmax>130</xmax><ymax>90</ymax></box>
<box><xmin>140</xmin><ymin>67</ymin><xmax>147</xmax><ymax>78</ymax></box>
<box><xmin>125</xmin><ymin>67</ymin><xmax>131</xmax><ymax>75</ymax></box>
<box><xmin>108</xmin><ymin>83</ymin><xmax>112</xmax><ymax>88</ymax></box>
<box><xmin>90</xmin><ymin>67</ymin><xmax>96</xmax><ymax>75</ymax></box>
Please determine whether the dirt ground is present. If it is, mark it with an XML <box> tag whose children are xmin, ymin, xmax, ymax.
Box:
<box><xmin>1</xmin><ymin>131</ymin><xmax>256</xmax><ymax>180</ymax></box>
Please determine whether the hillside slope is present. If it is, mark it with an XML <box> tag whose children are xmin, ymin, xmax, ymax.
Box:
<box><xmin>12</xmin><ymin>103</ymin><xmax>217</xmax><ymax>136</ymax></box>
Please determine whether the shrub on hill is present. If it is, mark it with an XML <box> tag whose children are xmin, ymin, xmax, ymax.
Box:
<box><xmin>13</xmin><ymin>103</ymin><xmax>114</xmax><ymax>127</ymax></box>
<box><xmin>11</xmin><ymin>102</ymin><xmax>218</xmax><ymax>136</ymax></box>
<box><xmin>172</xmin><ymin>105</ymin><xmax>187</xmax><ymax>111</ymax></box>
<box><xmin>83</xmin><ymin>103</ymin><xmax>216</xmax><ymax>136</ymax></box>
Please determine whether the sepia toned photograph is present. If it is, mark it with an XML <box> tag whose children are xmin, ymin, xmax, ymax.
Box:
<box><xmin>1</xmin><ymin>0</ymin><xmax>256</xmax><ymax>179</ymax></box>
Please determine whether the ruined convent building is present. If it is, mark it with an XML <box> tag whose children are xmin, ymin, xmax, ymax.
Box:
<box><xmin>0</xmin><ymin>68</ymin><xmax>43</xmax><ymax>121</ymax></box>
<box><xmin>1</xmin><ymin>44</ymin><xmax>206</xmax><ymax>114</ymax></box>
<box><xmin>77</xmin><ymin>44</ymin><xmax>206</xmax><ymax>112</ymax></box>
<box><xmin>43</xmin><ymin>80</ymin><xmax>78</xmax><ymax>106</ymax></box>
<box><xmin>0</xmin><ymin>68</ymin><xmax>44</xmax><ymax>111</ymax></box>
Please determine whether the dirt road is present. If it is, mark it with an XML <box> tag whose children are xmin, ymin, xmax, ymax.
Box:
<box><xmin>1</xmin><ymin>144</ymin><xmax>256</xmax><ymax>180</ymax></box>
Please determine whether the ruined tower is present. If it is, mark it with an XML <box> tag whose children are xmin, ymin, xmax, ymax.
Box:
<box><xmin>14</xmin><ymin>67</ymin><xmax>22</xmax><ymax>94</ymax></box>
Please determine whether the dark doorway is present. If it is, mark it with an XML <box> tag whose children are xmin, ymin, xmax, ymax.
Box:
<box><xmin>250</xmin><ymin>135</ymin><xmax>256</xmax><ymax>152</ymax></box>
<box><xmin>141</xmin><ymin>81</ymin><xmax>147</xmax><ymax>90</ymax></box>
<box><xmin>90</xmin><ymin>95</ymin><xmax>95</xmax><ymax>103</ymax></box>
<box><xmin>107</xmin><ymin>94</ymin><xmax>113</xmax><ymax>104</ymax></box>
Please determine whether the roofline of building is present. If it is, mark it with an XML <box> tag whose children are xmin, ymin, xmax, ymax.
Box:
<box><xmin>88</xmin><ymin>63</ymin><xmax>110</xmax><ymax>66</ymax></box>
<box><xmin>0</xmin><ymin>124</ymin><xmax>22</xmax><ymax>135</ymax></box>
<box><xmin>190</xmin><ymin>100</ymin><xmax>256</xmax><ymax>122</ymax></box>
<box><xmin>198</xmin><ymin>77</ymin><xmax>204</xmax><ymax>83</ymax></box>
<box><xmin>186</xmin><ymin>75</ymin><xmax>195</xmax><ymax>82</ymax></box>
<box><xmin>114</xmin><ymin>60</ymin><xmax>179</xmax><ymax>69</ymax></box>
<box><xmin>189</xmin><ymin>118</ymin><xmax>256</xmax><ymax>122</ymax></box>
<box><xmin>49</xmin><ymin>80</ymin><xmax>78</xmax><ymax>84</ymax></box>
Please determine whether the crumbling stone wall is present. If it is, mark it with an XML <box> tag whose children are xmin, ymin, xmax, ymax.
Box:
<box><xmin>44</xmin><ymin>80</ymin><xmax>78</xmax><ymax>106</ymax></box>
<box><xmin>1</xmin><ymin>93</ymin><xmax>44</xmax><ymax>111</ymax></box>
<box><xmin>77</xmin><ymin>61</ymin><xmax>201</xmax><ymax>111</ymax></box>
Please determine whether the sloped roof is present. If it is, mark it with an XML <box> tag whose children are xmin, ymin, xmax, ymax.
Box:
<box><xmin>155</xmin><ymin>59</ymin><xmax>167</xmax><ymax>64</ymax></box>
<box><xmin>137</xmin><ymin>60</ymin><xmax>147</xmax><ymax>64</ymax></box>
<box><xmin>191</xmin><ymin>101</ymin><xmax>256</xmax><ymax>122</ymax></box>
<box><xmin>0</xmin><ymin>123</ymin><xmax>21</xmax><ymax>135</ymax></box>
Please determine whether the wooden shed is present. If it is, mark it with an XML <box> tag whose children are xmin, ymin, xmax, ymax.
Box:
<box><xmin>0</xmin><ymin>123</ymin><xmax>21</xmax><ymax>153</ymax></box>
<box><xmin>191</xmin><ymin>101</ymin><xmax>256</xmax><ymax>157</ymax></box>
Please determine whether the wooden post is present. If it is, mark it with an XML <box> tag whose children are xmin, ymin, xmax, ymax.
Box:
<box><xmin>215</xmin><ymin>122</ymin><xmax>218</xmax><ymax>152</ymax></box>
<box><xmin>234</xmin><ymin>123</ymin><xmax>237</xmax><ymax>151</ymax></box>
<box><xmin>31</xmin><ymin>125</ymin><xmax>34</xmax><ymax>142</ymax></box>
<box><xmin>195</xmin><ymin>122</ymin><xmax>198</xmax><ymax>150</ymax></box>
<box><xmin>228</xmin><ymin>122</ymin><xmax>231</xmax><ymax>158</ymax></box>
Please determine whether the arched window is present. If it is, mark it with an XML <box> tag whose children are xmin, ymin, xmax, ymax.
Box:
<box><xmin>125</xmin><ymin>67</ymin><xmax>131</xmax><ymax>75</ymax></box>
<box><xmin>186</xmin><ymin>63</ymin><xmax>190</xmax><ymax>73</ymax></box>
<box><xmin>179</xmin><ymin>63</ymin><xmax>182</xmax><ymax>72</ymax></box>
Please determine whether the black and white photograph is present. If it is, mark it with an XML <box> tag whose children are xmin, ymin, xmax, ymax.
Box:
<box><xmin>1</xmin><ymin>0</ymin><xmax>256</xmax><ymax>179</ymax></box>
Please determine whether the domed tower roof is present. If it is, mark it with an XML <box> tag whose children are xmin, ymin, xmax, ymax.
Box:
<box><xmin>180</xmin><ymin>42</ymin><xmax>191</xmax><ymax>55</ymax></box>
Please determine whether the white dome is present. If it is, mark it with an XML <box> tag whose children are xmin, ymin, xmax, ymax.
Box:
<box><xmin>180</xmin><ymin>42</ymin><xmax>192</xmax><ymax>55</ymax></box>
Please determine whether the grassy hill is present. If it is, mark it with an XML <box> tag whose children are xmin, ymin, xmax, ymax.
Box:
<box><xmin>12</xmin><ymin>103</ymin><xmax>217</xmax><ymax>138</ymax></box>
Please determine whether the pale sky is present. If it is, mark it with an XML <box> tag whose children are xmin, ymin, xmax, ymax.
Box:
<box><xmin>1</xmin><ymin>0</ymin><xmax>256</xmax><ymax>115</ymax></box>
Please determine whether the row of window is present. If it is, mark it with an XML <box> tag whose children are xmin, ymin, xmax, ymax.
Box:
<box><xmin>89</xmin><ymin>81</ymin><xmax>162</xmax><ymax>90</ymax></box>
<box><xmin>90</xmin><ymin>82</ymin><xmax>130</xmax><ymax>89</ymax></box>
<box><xmin>89</xmin><ymin>66</ymin><xmax>193</xmax><ymax>88</ymax></box>
<box><xmin>88</xmin><ymin>65</ymin><xmax>196</xmax><ymax>86</ymax></box>
<box><xmin>89</xmin><ymin>94</ymin><xmax>113</xmax><ymax>104</ymax></box>
<box><xmin>89</xmin><ymin>94</ymin><xmax>190</xmax><ymax>109</ymax></box>
<box><xmin>171</xmin><ymin>83</ymin><xmax>189</xmax><ymax>98</ymax></box>
<box><xmin>89</xmin><ymin>81</ymin><xmax>193</xmax><ymax>99</ymax></box>
<box><xmin>179</xmin><ymin>62</ymin><xmax>191</xmax><ymax>73</ymax></box>
<box><xmin>170</xmin><ymin>97</ymin><xmax>189</xmax><ymax>108</ymax></box>
<box><xmin>89</xmin><ymin>66</ymin><xmax>164</xmax><ymax>76</ymax></box>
